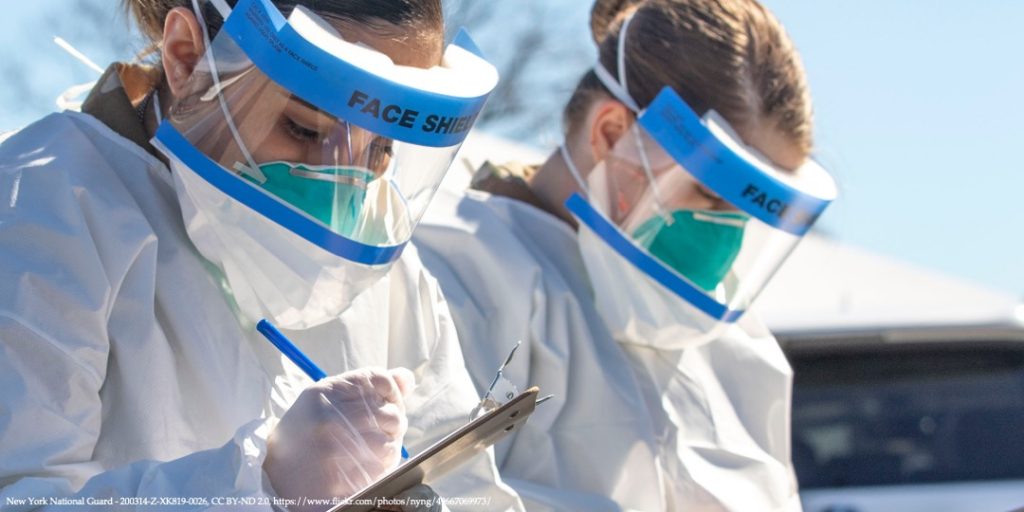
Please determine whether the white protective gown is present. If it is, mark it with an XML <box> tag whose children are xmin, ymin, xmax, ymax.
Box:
<box><xmin>413</xmin><ymin>178</ymin><xmax>802</xmax><ymax>511</ymax></box>
<box><xmin>0</xmin><ymin>111</ymin><xmax>522</xmax><ymax>511</ymax></box>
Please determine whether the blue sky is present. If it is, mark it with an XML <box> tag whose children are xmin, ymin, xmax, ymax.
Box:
<box><xmin>1</xmin><ymin>0</ymin><xmax>1021</xmax><ymax>296</ymax></box>
<box><xmin>763</xmin><ymin>0</ymin><xmax>1024</xmax><ymax>297</ymax></box>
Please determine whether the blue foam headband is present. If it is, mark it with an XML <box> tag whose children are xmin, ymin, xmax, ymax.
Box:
<box><xmin>639</xmin><ymin>87</ymin><xmax>833</xmax><ymax>236</ymax></box>
<box><xmin>223</xmin><ymin>0</ymin><xmax>494</xmax><ymax>148</ymax></box>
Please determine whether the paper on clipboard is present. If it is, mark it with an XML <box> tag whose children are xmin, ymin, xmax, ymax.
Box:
<box><xmin>327</xmin><ymin>387</ymin><xmax>540</xmax><ymax>512</ymax></box>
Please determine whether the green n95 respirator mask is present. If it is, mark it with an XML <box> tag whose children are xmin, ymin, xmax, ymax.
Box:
<box><xmin>632</xmin><ymin>209</ymin><xmax>749</xmax><ymax>292</ymax></box>
<box><xmin>242</xmin><ymin>162</ymin><xmax>373</xmax><ymax>237</ymax></box>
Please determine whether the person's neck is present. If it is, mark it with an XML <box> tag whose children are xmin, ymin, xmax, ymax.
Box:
<box><xmin>527</xmin><ymin>150</ymin><xmax>581</xmax><ymax>230</ymax></box>
<box><xmin>142</xmin><ymin>82</ymin><xmax>173</xmax><ymax>167</ymax></box>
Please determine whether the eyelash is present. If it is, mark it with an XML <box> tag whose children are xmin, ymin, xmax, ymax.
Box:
<box><xmin>283</xmin><ymin>117</ymin><xmax>322</xmax><ymax>142</ymax></box>
<box><xmin>370</xmin><ymin>138</ymin><xmax>393</xmax><ymax>157</ymax></box>
<box><xmin>281</xmin><ymin>118</ymin><xmax>394</xmax><ymax>169</ymax></box>
<box><xmin>365</xmin><ymin>138</ymin><xmax>393</xmax><ymax>171</ymax></box>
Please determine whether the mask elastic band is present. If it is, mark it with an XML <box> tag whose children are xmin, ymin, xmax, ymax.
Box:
<box><xmin>616</xmin><ymin>12</ymin><xmax>635</xmax><ymax>104</ymax></box>
<box><xmin>630</xmin><ymin>123</ymin><xmax>672</xmax><ymax>222</ymax></box>
<box><xmin>592</xmin><ymin>12</ymin><xmax>641</xmax><ymax>113</ymax></box>
<box><xmin>343</xmin><ymin>121</ymin><xmax>354</xmax><ymax>166</ymax></box>
<box><xmin>153</xmin><ymin>89</ymin><xmax>163</xmax><ymax>124</ymax></box>
<box><xmin>597</xmin><ymin>11</ymin><xmax>672</xmax><ymax>222</ymax></box>
<box><xmin>593</xmin><ymin>64</ymin><xmax>639</xmax><ymax>113</ymax></box>
<box><xmin>190</xmin><ymin>0</ymin><xmax>266</xmax><ymax>183</ymax></box>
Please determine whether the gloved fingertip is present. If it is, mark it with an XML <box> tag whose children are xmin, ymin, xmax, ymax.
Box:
<box><xmin>389</xmin><ymin>367</ymin><xmax>416</xmax><ymax>398</ymax></box>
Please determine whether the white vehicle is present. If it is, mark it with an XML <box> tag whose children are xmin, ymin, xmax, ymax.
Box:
<box><xmin>759</xmin><ymin>235</ymin><xmax>1024</xmax><ymax>512</ymax></box>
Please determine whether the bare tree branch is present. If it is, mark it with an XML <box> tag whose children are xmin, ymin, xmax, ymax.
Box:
<box><xmin>443</xmin><ymin>0</ymin><xmax>593</xmax><ymax>147</ymax></box>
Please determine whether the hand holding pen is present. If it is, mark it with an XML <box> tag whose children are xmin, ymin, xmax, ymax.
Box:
<box><xmin>257</xmin><ymin>320</ymin><xmax>412</xmax><ymax>509</ymax></box>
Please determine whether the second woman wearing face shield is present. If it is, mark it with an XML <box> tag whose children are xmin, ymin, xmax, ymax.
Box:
<box><xmin>0</xmin><ymin>0</ymin><xmax>521</xmax><ymax>510</ymax></box>
<box><xmin>414</xmin><ymin>0</ymin><xmax>836</xmax><ymax>510</ymax></box>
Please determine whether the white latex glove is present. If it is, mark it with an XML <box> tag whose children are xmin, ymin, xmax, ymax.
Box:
<box><xmin>264</xmin><ymin>367</ymin><xmax>416</xmax><ymax>512</ymax></box>
<box><xmin>374</xmin><ymin>484</ymin><xmax>447</xmax><ymax>512</ymax></box>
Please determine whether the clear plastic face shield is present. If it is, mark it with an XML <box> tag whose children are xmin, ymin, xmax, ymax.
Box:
<box><xmin>155</xmin><ymin>0</ymin><xmax>498</xmax><ymax>261</ymax></box>
<box><xmin>565</xmin><ymin>15</ymin><xmax>837</xmax><ymax>347</ymax></box>
<box><xmin>151</xmin><ymin>0</ymin><xmax>498</xmax><ymax>328</ymax></box>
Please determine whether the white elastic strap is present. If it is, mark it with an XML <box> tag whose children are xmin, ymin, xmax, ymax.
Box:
<box><xmin>593</xmin><ymin>63</ymin><xmax>640</xmax><ymax>113</ymax></box>
<box><xmin>199</xmin><ymin>67</ymin><xmax>258</xmax><ymax>101</ymax></box>
<box><xmin>559</xmin><ymin>144</ymin><xmax>589</xmax><ymax>196</ymax></box>
<box><xmin>594</xmin><ymin>13</ymin><xmax>671</xmax><ymax>221</ymax></box>
<box><xmin>616</xmin><ymin>12</ymin><xmax>636</xmax><ymax>105</ymax></box>
<box><xmin>343</xmin><ymin>121</ymin><xmax>354</xmax><ymax>166</ymax></box>
<box><xmin>591</xmin><ymin>12</ymin><xmax>641</xmax><ymax>113</ymax></box>
<box><xmin>190</xmin><ymin>0</ymin><xmax>265</xmax><ymax>183</ymax></box>
<box><xmin>693</xmin><ymin>211</ymin><xmax>747</xmax><ymax>228</ymax></box>
<box><xmin>153</xmin><ymin>89</ymin><xmax>163</xmax><ymax>124</ymax></box>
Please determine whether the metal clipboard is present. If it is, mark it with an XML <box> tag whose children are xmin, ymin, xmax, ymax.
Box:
<box><xmin>329</xmin><ymin>386</ymin><xmax>540</xmax><ymax>512</ymax></box>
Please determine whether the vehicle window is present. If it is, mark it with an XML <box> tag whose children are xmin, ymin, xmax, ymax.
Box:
<box><xmin>788</xmin><ymin>343</ymin><xmax>1024</xmax><ymax>488</ymax></box>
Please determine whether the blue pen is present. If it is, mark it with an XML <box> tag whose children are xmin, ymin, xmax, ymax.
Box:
<box><xmin>256</xmin><ymin>319</ymin><xmax>409</xmax><ymax>460</ymax></box>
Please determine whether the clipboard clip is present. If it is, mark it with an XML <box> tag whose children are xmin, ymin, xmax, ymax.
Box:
<box><xmin>471</xmin><ymin>341</ymin><xmax>522</xmax><ymax>419</ymax></box>
<box><xmin>471</xmin><ymin>341</ymin><xmax>554</xmax><ymax>420</ymax></box>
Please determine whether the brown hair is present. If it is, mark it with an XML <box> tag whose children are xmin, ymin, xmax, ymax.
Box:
<box><xmin>124</xmin><ymin>0</ymin><xmax>443</xmax><ymax>52</ymax></box>
<box><xmin>565</xmin><ymin>0</ymin><xmax>813</xmax><ymax>156</ymax></box>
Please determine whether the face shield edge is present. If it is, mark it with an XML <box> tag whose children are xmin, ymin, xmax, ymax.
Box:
<box><xmin>638</xmin><ymin>87</ymin><xmax>835</xmax><ymax>237</ymax></box>
<box><xmin>566</xmin><ymin>192</ymin><xmax>745</xmax><ymax>323</ymax></box>
<box><xmin>153</xmin><ymin>122</ymin><xmax>406</xmax><ymax>266</ymax></box>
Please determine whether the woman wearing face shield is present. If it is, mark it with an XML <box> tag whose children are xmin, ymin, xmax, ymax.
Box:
<box><xmin>0</xmin><ymin>1</ymin><xmax>518</xmax><ymax>510</ymax></box>
<box><xmin>414</xmin><ymin>0</ymin><xmax>836</xmax><ymax>510</ymax></box>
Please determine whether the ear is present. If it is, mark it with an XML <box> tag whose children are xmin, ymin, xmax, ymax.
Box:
<box><xmin>162</xmin><ymin>6</ymin><xmax>206</xmax><ymax>98</ymax></box>
<box><xmin>587</xmin><ymin>99</ymin><xmax>633</xmax><ymax>162</ymax></box>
